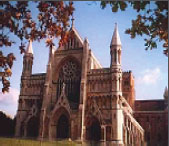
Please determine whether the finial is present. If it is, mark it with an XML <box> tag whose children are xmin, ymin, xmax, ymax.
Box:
<box><xmin>26</xmin><ymin>39</ymin><xmax>33</xmax><ymax>54</ymax></box>
<box><xmin>71</xmin><ymin>14</ymin><xmax>75</xmax><ymax>28</ymax></box>
<box><xmin>84</xmin><ymin>37</ymin><xmax>89</xmax><ymax>43</ymax></box>
<box><xmin>115</xmin><ymin>22</ymin><xmax>117</xmax><ymax>27</ymax></box>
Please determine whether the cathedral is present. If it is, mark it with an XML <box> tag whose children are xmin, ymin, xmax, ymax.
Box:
<box><xmin>15</xmin><ymin>21</ymin><xmax>168</xmax><ymax>146</ymax></box>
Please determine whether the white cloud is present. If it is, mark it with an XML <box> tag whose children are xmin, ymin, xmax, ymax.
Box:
<box><xmin>0</xmin><ymin>88</ymin><xmax>19</xmax><ymax>104</ymax></box>
<box><xmin>0</xmin><ymin>88</ymin><xmax>19</xmax><ymax>118</ymax></box>
<box><xmin>136</xmin><ymin>67</ymin><xmax>162</xmax><ymax>85</ymax></box>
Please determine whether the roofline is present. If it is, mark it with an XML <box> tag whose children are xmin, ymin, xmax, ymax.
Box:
<box><xmin>31</xmin><ymin>73</ymin><xmax>46</xmax><ymax>76</ymax></box>
<box><xmin>91</xmin><ymin>51</ymin><xmax>102</xmax><ymax>68</ymax></box>
<box><xmin>135</xmin><ymin>99</ymin><xmax>165</xmax><ymax>102</ymax></box>
<box><xmin>134</xmin><ymin>111</ymin><xmax>167</xmax><ymax>113</ymax></box>
<box><xmin>72</xmin><ymin>27</ymin><xmax>83</xmax><ymax>44</ymax></box>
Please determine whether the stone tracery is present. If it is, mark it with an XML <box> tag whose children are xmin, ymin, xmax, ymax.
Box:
<box><xmin>55</xmin><ymin>60</ymin><xmax>81</xmax><ymax>107</ymax></box>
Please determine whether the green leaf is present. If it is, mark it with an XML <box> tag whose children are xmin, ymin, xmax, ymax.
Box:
<box><xmin>112</xmin><ymin>5</ymin><xmax>118</xmax><ymax>12</ymax></box>
<box><xmin>119</xmin><ymin>2</ymin><xmax>127</xmax><ymax>11</ymax></box>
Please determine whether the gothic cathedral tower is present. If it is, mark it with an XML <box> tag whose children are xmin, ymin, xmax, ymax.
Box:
<box><xmin>110</xmin><ymin>23</ymin><xmax>124</xmax><ymax>144</ymax></box>
<box><xmin>15</xmin><ymin>40</ymin><xmax>34</xmax><ymax>137</ymax></box>
<box><xmin>22</xmin><ymin>40</ymin><xmax>33</xmax><ymax>76</ymax></box>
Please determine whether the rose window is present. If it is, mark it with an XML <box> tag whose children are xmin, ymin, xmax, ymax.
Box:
<box><xmin>60</xmin><ymin>61</ymin><xmax>80</xmax><ymax>81</ymax></box>
<box><xmin>55</xmin><ymin>60</ymin><xmax>81</xmax><ymax>108</ymax></box>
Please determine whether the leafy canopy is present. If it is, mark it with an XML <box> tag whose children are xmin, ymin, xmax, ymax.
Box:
<box><xmin>101</xmin><ymin>1</ymin><xmax>168</xmax><ymax>55</ymax></box>
<box><xmin>0</xmin><ymin>1</ymin><xmax>74</xmax><ymax>93</ymax></box>
<box><xmin>1</xmin><ymin>1</ymin><xmax>168</xmax><ymax>93</ymax></box>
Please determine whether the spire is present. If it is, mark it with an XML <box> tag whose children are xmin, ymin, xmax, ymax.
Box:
<box><xmin>22</xmin><ymin>39</ymin><xmax>33</xmax><ymax>76</ymax></box>
<box><xmin>163</xmin><ymin>86</ymin><xmax>168</xmax><ymax>100</ymax></box>
<box><xmin>71</xmin><ymin>14</ymin><xmax>75</xmax><ymax>28</ymax></box>
<box><xmin>110</xmin><ymin>23</ymin><xmax>121</xmax><ymax>47</ymax></box>
<box><xmin>26</xmin><ymin>39</ymin><xmax>33</xmax><ymax>54</ymax></box>
<box><xmin>69</xmin><ymin>15</ymin><xmax>83</xmax><ymax>45</ymax></box>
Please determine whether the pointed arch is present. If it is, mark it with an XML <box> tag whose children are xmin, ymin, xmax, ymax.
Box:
<box><xmin>49</xmin><ymin>107</ymin><xmax>71</xmax><ymax>140</ymax></box>
<box><xmin>54</xmin><ymin>56</ymin><xmax>81</xmax><ymax>105</ymax></box>
<box><xmin>58</xmin><ymin>27</ymin><xmax>83</xmax><ymax>50</ymax></box>
<box><xmin>86</xmin><ymin>116</ymin><xmax>101</xmax><ymax>141</ymax></box>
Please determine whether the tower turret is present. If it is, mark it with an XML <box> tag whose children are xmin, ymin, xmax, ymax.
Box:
<box><xmin>22</xmin><ymin>40</ymin><xmax>33</xmax><ymax>76</ymax></box>
<box><xmin>110</xmin><ymin>23</ymin><xmax>122</xmax><ymax>94</ymax></box>
<box><xmin>110</xmin><ymin>23</ymin><xmax>123</xmax><ymax>144</ymax></box>
<box><xmin>110</xmin><ymin>23</ymin><xmax>122</xmax><ymax>69</ymax></box>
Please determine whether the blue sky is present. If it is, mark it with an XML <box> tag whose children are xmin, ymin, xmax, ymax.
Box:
<box><xmin>0</xmin><ymin>1</ymin><xmax>168</xmax><ymax>117</ymax></box>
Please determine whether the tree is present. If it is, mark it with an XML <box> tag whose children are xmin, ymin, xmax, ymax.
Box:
<box><xmin>0</xmin><ymin>111</ymin><xmax>16</xmax><ymax>136</ymax></box>
<box><xmin>0</xmin><ymin>1</ymin><xmax>74</xmax><ymax>93</ymax></box>
<box><xmin>1</xmin><ymin>1</ymin><xmax>168</xmax><ymax>93</ymax></box>
<box><xmin>101</xmin><ymin>1</ymin><xmax>168</xmax><ymax>55</ymax></box>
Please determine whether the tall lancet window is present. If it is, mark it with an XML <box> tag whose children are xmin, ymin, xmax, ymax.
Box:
<box><xmin>74</xmin><ymin>38</ymin><xmax>76</xmax><ymax>48</ymax></box>
<box><xmin>114</xmin><ymin>50</ymin><xmax>117</xmax><ymax>63</ymax></box>
<box><xmin>56</xmin><ymin>60</ymin><xmax>81</xmax><ymax>106</ymax></box>
<box><xmin>119</xmin><ymin>77</ymin><xmax>121</xmax><ymax>91</ymax></box>
<box><xmin>71</xmin><ymin>38</ymin><xmax>73</xmax><ymax>48</ymax></box>
<box><xmin>118</xmin><ymin>50</ymin><xmax>121</xmax><ymax>64</ymax></box>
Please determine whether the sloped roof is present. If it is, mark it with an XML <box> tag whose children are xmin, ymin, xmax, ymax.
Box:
<box><xmin>135</xmin><ymin>100</ymin><xmax>166</xmax><ymax>111</ymax></box>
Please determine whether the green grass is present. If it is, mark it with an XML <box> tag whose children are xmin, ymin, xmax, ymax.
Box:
<box><xmin>0</xmin><ymin>137</ymin><xmax>81</xmax><ymax>146</ymax></box>
<box><xmin>0</xmin><ymin>137</ymin><xmax>103</xmax><ymax>146</ymax></box>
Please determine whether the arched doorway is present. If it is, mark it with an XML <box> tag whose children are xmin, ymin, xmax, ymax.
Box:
<box><xmin>87</xmin><ymin>118</ymin><xmax>101</xmax><ymax>141</ymax></box>
<box><xmin>57</xmin><ymin>114</ymin><xmax>70</xmax><ymax>139</ymax></box>
<box><xmin>27</xmin><ymin>116</ymin><xmax>39</xmax><ymax>138</ymax></box>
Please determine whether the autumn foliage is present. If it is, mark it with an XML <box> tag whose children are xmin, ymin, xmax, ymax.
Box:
<box><xmin>1</xmin><ymin>1</ymin><xmax>168</xmax><ymax>93</ymax></box>
<box><xmin>0</xmin><ymin>1</ymin><xmax>74</xmax><ymax>93</ymax></box>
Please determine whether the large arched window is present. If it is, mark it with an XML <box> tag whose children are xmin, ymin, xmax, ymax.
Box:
<box><xmin>56</xmin><ymin>59</ymin><xmax>81</xmax><ymax>106</ymax></box>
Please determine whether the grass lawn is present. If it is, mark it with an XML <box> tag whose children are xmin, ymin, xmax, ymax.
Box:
<box><xmin>0</xmin><ymin>137</ymin><xmax>81</xmax><ymax>146</ymax></box>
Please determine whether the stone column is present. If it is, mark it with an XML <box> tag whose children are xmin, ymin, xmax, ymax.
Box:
<box><xmin>104</xmin><ymin>126</ymin><xmax>107</xmax><ymax>141</ymax></box>
<box><xmin>39</xmin><ymin>47</ymin><xmax>54</xmax><ymax>140</ymax></box>
<box><xmin>101</xmin><ymin>125</ymin><xmax>106</xmax><ymax>141</ymax></box>
<box><xmin>15</xmin><ymin>120</ymin><xmax>21</xmax><ymax>137</ymax></box>
<box><xmin>80</xmin><ymin>38</ymin><xmax>89</xmax><ymax>141</ymax></box>
<box><xmin>111</xmin><ymin>96</ymin><xmax>124</xmax><ymax>144</ymax></box>
<box><xmin>82</xmin><ymin>126</ymin><xmax>86</xmax><ymax>140</ymax></box>
<box><xmin>71</xmin><ymin>120</ymin><xmax>74</xmax><ymax>140</ymax></box>
<box><xmin>24</xmin><ymin>124</ymin><xmax>27</xmax><ymax>137</ymax></box>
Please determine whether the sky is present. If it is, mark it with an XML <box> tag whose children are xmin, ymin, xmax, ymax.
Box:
<box><xmin>0</xmin><ymin>1</ymin><xmax>168</xmax><ymax>118</ymax></box>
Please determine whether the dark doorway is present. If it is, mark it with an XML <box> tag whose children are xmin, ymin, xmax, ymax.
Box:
<box><xmin>57</xmin><ymin>114</ymin><xmax>70</xmax><ymax>139</ymax></box>
<box><xmin>88</xmin><ymin>119</ymin><xmax>101</xmax><ymax>141</ymax></box>
<box><xmin>27</xmin><ymin>116</ymin><xmax>39</xmax><ymax>138</ymax></box>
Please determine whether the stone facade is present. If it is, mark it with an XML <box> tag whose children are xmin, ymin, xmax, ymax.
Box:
<box><xmin>15</xmin><ymin>23</ymin><xmax>168</xmax><ymax>146</ymax></box>
<box><xmin>134</xmin><ymin>100</ymin><xmax>168</xmax><ymax>146</ymax></box>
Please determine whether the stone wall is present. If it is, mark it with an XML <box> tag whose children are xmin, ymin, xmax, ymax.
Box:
<box><xmin>134</xmin><ymin>100</ymin><xmax>168</xmax><ymax>146</ymax></box>
<box><xmin>15</xmin><ymin>73</ymin><xmax>45</xmax><ymax>137</ymax></box>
